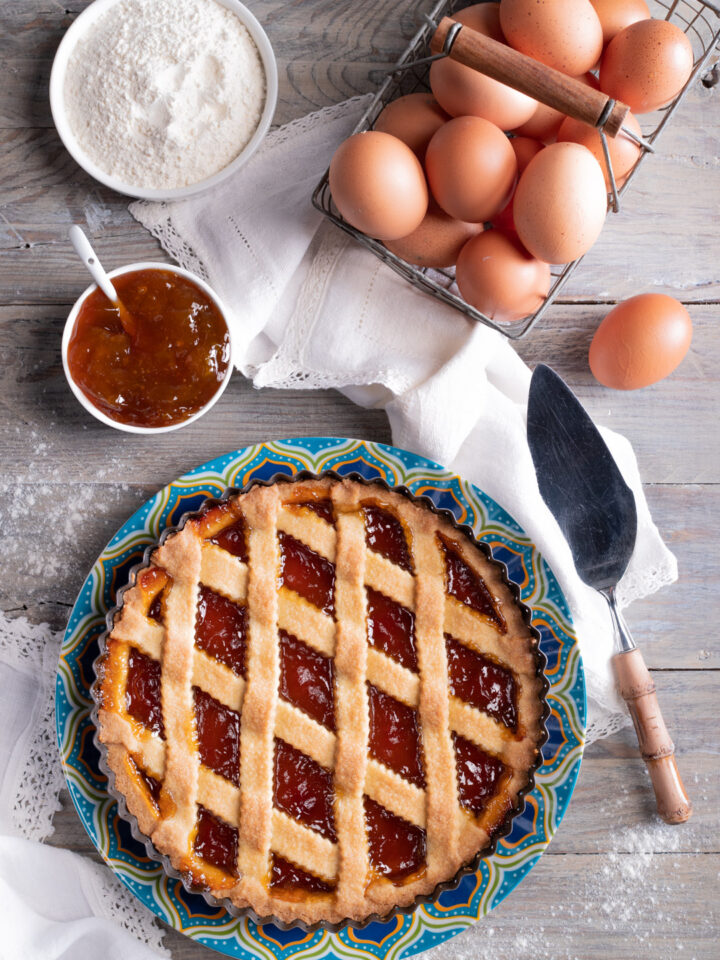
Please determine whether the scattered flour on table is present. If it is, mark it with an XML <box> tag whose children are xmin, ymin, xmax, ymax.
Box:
<box><xmin>423</xmin><ymin>780</ymin><xmax>716</xmax><ymax>960</ymax></box>
<box><xmin>63</xmin><ymin>0</ymin><xmax>266</xmax><ymax>189</ymax></box>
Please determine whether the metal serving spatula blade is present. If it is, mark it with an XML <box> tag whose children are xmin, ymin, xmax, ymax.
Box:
<box><xmin>527</xmin><ymin>364</ymin><xmax>691</xmax><ymax>824</ymax></box>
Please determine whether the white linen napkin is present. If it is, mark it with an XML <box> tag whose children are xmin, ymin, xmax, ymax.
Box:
<box><xmin>131</xmin><ymin>95</ymin><xmax>678</xmax><ymax>741</ymax></box>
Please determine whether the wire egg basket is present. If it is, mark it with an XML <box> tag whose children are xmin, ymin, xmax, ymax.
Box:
<box><xmin>312</xmin><ymin>0</ymin><xmax>720</xmax><ymax>339</ymax></box>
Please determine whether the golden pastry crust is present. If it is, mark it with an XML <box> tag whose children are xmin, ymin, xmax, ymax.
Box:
<box><xmin>95</xmin><ymin>475</ymin><xmax>546</xmax><ymax>927</ymax></box>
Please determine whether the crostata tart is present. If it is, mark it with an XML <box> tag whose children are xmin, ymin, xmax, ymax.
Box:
<box><xmin>94</xmin><ymin>474</ymin><xmax>547</xmax><ymax>927</ymax></box>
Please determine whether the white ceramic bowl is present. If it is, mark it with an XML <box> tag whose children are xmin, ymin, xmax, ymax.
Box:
<box><xmin>62</xmin><ymin>261</ymin><xmax>235</xmax><ymax>433</ymax></box>
<box><xmin>49</xmin><ymin>0</ymin><xmax>278</xmax><ymax>201</ymax></box>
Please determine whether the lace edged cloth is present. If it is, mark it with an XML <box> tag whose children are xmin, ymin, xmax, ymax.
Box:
<box><xmin>0</xmin><ymin>610</ymin><xmax>169</xmax><ymax>956</ymax></box>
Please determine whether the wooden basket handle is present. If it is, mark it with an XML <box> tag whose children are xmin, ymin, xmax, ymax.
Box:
<box><xmin>430</xmin><ymin>16</ymin><xmax>629</xmax><ymax>137</ymax></box>
<box><xmin>613</xmin><ymin>648</ymin><xmax>692</xmax><ymax>824</ymax></box>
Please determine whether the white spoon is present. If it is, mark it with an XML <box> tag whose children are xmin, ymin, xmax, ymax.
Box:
<box><xmin>69</xmin><ymin>225</ymin><xmax>137</xmax><ymax>338</ymax></box>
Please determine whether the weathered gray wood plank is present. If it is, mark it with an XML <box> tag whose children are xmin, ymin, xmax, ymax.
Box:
<box><xmin>2</xmin><ymin>305</ymin><xmax>717</xmax><ymax>485</ymax></box>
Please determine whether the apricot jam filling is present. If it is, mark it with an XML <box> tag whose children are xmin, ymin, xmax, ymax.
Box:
<box><xmin>367</xmin><ymin>683</ymin><xmax>425</xmax><ymax>789</ymax></box>
<box><xmin>129</xmin><ymin>754</ymin><xmax>162</xmax><ymax>808</ymax></box>
<box><xmin>445</xmin><ymin>634</ymin><xmax>517</xmax><ymax>731</ymax></box>
<box><xmin>147</xmin><ymin>591</ymin><xmax>164</xmax><ymax>623</ymax></box>
<box><xmin>273</xmin><ymin>739</ymin><xmax>337</xmax><ymax>842</ymax></box>
<box><xmin>363</xmin><ymin>506</ymin><xmax>413</xmax><ymax>572</ymax></box>
<box><xmin>441</xmin><ymin>538</ymin><xmax>506</xmax><ymax>630</ymax></box>
<box><xmin>364</xmin><ymin>796</ymin><xmax>426</xmax><ymax>883</ymax></box>
<box><xmin>366</xmin><ymin>586</ymin><xmax>417</xmax><ymax>672</ymax></box>
<box><xmin>452</xmin><ymin>733</ymin><xmax>507</xmax><ymax>815</ymax></box>
<box><xmin>194</xmin><ymin>585</ymin><xmax>247</xmax><ymax>677</ymax></box>
<box><xmin>295</xmin><ymin>499</ymin><xmax>335</xmax><ymax>524</ymax></box>
<box><xmin>208</xmin><ymin>514</ymin><xmax>248</xmax><ymax>561</ymax></box>
<box><xmin>194</xmin><ymin>805</ymin><xmax>238</xmax><ymax>876</ymax></box>
<box><xmin>278</xmin><ymin>532</ymin><xmax>336</xmax><ymax>616</ymax></box>
<box><xmin>270</xmin><ymin>855</ymin><xmax>335</xmax><ymax>895</ymax></box>
<box><xmin>279</xmin><ymin>630</ymin><xmax>335</xmax><ymax>731</ymax></box>
<box><xmin>126</xmin><ymin>647</ymin><xmax>164</xmax><ymax>737</ymax></box>
<box><xmin>193</xmin><ymin>686</ymin><xmax>241</xmax><ymax>785</ymax></box>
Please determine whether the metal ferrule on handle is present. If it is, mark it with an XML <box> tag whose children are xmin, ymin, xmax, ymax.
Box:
<box><xmin>430</xmin><ymin>16</ymin><xmax>630</xmax><ymax>137</ymax></box>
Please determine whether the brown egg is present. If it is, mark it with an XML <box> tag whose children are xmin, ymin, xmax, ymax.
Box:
<box><xmin>374</xmin><ymin>94</ymin><xmax>449</xmax><ymax>161</ymax></box>
<box><xmin>557</xmin><ymin>111</ymin><xmax>642</xmax><ymax>190</ymax></box>
<box><xmin>430</xmin><ymin>3</ymin><xmax>537</xmax><ymax>130</ymax></box>
<box><xmin>513</xmin><ymin>141</ymin><xmax>607</xmax><ymax>263</ymax></box>
<box><xmin>492</xmin><ymin>137</ymin><xmax>544</xmax><ymax>232</ymax></box>
<box><xmin>329</xmin><ymin>132</ymin><xmax>428</xmax><ymax>241</ymax></box>
<box><xmin>590</xmin><ymin>0</ymin><xmax>650</xmax><ymax>45</ymax></box>
<box><xmin>500</xmin><ymin>0</ymin><xmax>603</xmax><ymax>75</ymax></box>
<box><xmin>456</xmin><ymin>230</ymin><xmax>551</xmax><ymax>323</ymax></box>
<box><xmin>425</xmin><ymin>117</ymin><xmax>517</xmax><ymax>223</ymax></box>
<box><xmin>513</xmin><ymin>72</ymin><xmax>600</xmax><ymax>143</ymax></box>
<box><xmin>589</xmin><ymin>294</ymin><xmax>692</xmax><ymax>389</ymax></box>
<box><xmin>385</xmin><ymin>200</ymin><xmax>484</xmax><ymax>269</ymax></box>
<box><xmin>599</xmin><ymin>20</ymin><xmax>694</xmax><ymax>113</ymax></box>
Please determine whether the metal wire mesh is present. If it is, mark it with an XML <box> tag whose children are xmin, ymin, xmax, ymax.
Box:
<box><xmin>311</xmin><ymin>0</ymin><xmax>720</xmax><ymax>339</ymax></box>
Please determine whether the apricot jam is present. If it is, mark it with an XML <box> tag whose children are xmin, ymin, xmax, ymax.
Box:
<box><xmin>67</xmin><ymin>268</ymin><xmax>230</xmax><ymax>428</ymax></box>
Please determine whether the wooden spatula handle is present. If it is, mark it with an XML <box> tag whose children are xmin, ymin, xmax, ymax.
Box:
<box><xmin>430</xmin><ymin>16</ymin><xmax>630</xmax><ymax>137</ymax></box>
<box><xmin>613</xmin><ymin>648</ymin><xmax>692</xmax><ymax>823</ymax></box>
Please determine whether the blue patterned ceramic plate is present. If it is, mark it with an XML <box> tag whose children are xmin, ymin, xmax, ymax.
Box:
<box><xmin>56</xmin><ymin>438</ymin><xmax>585</xmax><ymax>958</ymax></box>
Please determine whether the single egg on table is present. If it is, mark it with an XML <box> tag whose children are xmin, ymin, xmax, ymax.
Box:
<box><xmin>384</xmin><ymin>199</ymin><xmax>484</xmax><ymax>269</ymax></box>
<box><xmin>513</xmin><ymin>141</ymin><xmax>607</xmax><ymax>264</ymax></box>
<box><xmin>429</xmin><ymin>2</ymin><xmax>537</xmax><ymax>130</ymax></box>
<box><xmin>329</xmin><ymin>131</ymin><xmax>428</xmax><ymax>241</ymax></box>
<box><xmin>455</xmin><ymin>229</ymin><xmax>551</xmax><ymax>323</ymax></box>
<box><xmin>589</xmin><ymin>293</ymin><xmax>693</xmax><ymax>390</ymax></box>
<box><xmin>374</xmin><ymin>93</ymin><xmax>449</xmax><ymax>161</ymax></box>
<box><xmin>499</xmin><ymin>0</ymin><xmax>603</xmax><ymax>76</ymax></box>
<box><xmin>425</xmin><ymin>116</ymin><xmax>517</xmax><ymax>223</ymax></box>
<box><xmin>599</xmin><ymin>19</ymin><xmax>694</xmax><ymax>113</ymax></box>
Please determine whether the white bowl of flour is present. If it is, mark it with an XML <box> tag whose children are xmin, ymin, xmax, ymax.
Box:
<box><xmin>50</xmin><ymin>0</ymin><xmax>277</xmax><ymax>200</ymax></box>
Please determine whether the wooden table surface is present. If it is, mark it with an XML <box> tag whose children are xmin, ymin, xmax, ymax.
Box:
<box><xmin>2</xmin><ymin>1</ymin><xmax>718</xmax><ymax>957</ymax></box>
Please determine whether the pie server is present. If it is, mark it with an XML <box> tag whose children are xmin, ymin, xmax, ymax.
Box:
<box><xmin>527</xmin><ymin>363</ymin><xmax>692</xmax><ymax>824</ymax></box>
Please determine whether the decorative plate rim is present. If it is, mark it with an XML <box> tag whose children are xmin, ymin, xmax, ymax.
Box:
<box><xmin>56</xmin><ymin>437</ymin><xmax>586</xmax><ymax>960</ymax></box>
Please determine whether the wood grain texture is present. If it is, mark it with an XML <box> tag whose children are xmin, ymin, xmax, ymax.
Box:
<box><xmin>1</xmin><ymin>0</ymin><xmax>718</xmax><ymax>957</ymax></box>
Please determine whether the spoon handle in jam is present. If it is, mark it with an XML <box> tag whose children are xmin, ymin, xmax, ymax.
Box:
<box><xmin>69</xmin><ymin>226</ymin><xmax>137</xmax><ymax>337</ymax></box>
<box><xmin>69</xmin><ymin>225</ymin><xmax>120</xmax><ymax>302</ymax></box>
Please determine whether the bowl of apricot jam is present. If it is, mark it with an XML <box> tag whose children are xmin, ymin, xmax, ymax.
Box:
<box><xmin>62</xmin><ymin>262</ymin><xmax>233</xmax><ymax>433</ymax></box>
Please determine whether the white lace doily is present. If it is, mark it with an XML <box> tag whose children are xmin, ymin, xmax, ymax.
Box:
<box><xmin>0</xmin><ymin>609</ymin><xmax>169</xmax><ymax>956</ymax></box>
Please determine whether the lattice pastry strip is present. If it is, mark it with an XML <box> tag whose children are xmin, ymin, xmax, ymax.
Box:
<box><xmin>326</xmin><ymin>481</ymin><xmax>370</xmax><ymax>915</ymax></box>
<box><xmin>95</xmin><ymin>476</ymin><xmax>546</xmax><ymax>928</ymax></box>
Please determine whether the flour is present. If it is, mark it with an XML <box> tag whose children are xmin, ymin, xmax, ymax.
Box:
<box><xmin>63</xmin><ymin>0</ymin><xmax>266</xmax><ymax>189</ymax></box>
